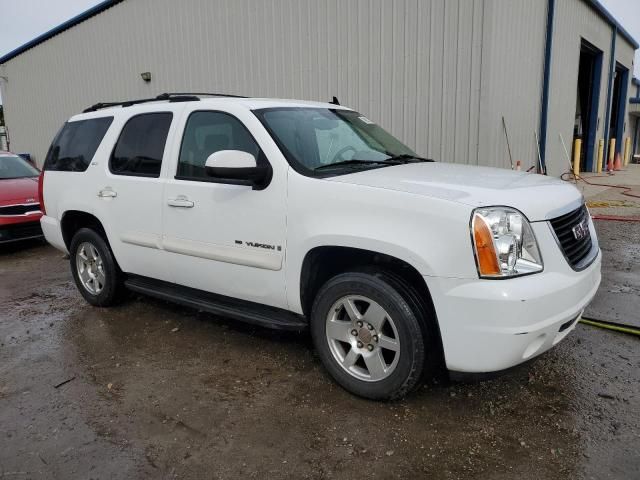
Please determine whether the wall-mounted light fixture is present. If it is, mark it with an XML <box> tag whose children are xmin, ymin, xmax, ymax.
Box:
<box><xmin>140</xmin><ymin>72</ymin><xmax>152</xmax><ymax>82</ymax></box>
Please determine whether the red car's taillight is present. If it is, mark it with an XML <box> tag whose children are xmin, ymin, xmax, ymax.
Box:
<box><xmin>38</xmin><ymin>170</ymin><xmax>46</xmax><ymax>215</ymax></box>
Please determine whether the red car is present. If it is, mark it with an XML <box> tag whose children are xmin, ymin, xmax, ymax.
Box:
<box><xmin>0</xmin><ymin>151</ymin><xmax>44</xmax><ymax>244</ymax></box>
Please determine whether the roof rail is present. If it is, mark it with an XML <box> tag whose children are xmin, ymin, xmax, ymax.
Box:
<box><xmin>161</xmin><ymin>92</ymin><xmax>248</xmax><ymax>98</ymax></box>
<box><xmin>82</xmin><ymin>92</ymin><xmax>246</xmax><ymax>113</ymax></box>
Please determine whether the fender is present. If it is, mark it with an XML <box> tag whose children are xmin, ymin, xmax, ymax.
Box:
<box><xmin>286</xmin><ymin>235</ymin><xmax>435</xmax><ymax>314</ymax></box>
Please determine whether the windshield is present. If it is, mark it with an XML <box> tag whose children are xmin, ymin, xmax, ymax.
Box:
<box><xmin>0</xmin><ymin>155</ymin><xmax>39</xmax><ymax>179</ymax></box>
<box><xmin>254</xmin><ymin>108</ymin><xmax>419</xmax><ymax>175</ymax></box>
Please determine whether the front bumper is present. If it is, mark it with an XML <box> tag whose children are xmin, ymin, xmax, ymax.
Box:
<box><xmin>427</xmin><ymin>220</ymin><xmax>601</xmax><ymax>373</ymax></box>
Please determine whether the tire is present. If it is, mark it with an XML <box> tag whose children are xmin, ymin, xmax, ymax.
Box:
<box><xmin>374</xmin><ymin>269</ymin><xmax>446</xmax><ymax>383</ymax></box>
<box><xmin>69</xmin><ymin>228</ymin><xmax>126</xmax><ymax>307</ymax></box>
<box><xmin>311</xmin><ymin>271</ymin><xmax>431</xmax><ymax>400</ymax></box>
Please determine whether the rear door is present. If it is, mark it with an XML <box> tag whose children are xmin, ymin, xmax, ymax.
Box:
<box><xmin>93</xmin><ymin>107</ymin><xmax>178</xmax><ymax>281</ymax></box>
<box><xmin>161</xmin><ymin>105</ymin><xmax>288</xmax><ymax>309</ymax></box>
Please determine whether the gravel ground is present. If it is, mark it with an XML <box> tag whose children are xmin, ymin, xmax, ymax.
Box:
<box><xmin>585</xmin><ymin>220</ymin><xmax>640</xmax><ymax>328</ymax></box>
<box><xmin>1</xmin><ymin>221</ymin><xmax>638</xmax><ymax>479</ymax></box>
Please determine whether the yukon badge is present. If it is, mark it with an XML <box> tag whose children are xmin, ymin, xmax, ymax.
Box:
<box><xmin>572</xmin><ymin>219</ymin><xmax>589</xmax><ymax>241</ymax></box>
<box><xmin>235</xmin><ymin>240</ymin><xmax>282</xmax><ymax>251</ymax></box>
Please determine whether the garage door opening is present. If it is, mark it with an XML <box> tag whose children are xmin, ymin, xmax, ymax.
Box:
<box><xmin>609</xmin><ymin>63</ymin><xmax>629</xmax><ymax>156</ymax></box>
<box><xmin>573</xmin><ymin>40</ymin><xmax>603</xmax><ymax>172</ymax></box>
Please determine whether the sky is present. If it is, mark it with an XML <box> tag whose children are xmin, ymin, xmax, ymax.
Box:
<box><xmin>0</xmin><ymin>0</ymin><xmax>639</xmax><ymax>104</ymax></box>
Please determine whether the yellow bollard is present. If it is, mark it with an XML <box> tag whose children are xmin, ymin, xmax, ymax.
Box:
<box><xmin>623</xmin><ymin>137</ymin><xmax>631</xmax><ymax>166</ymax></box>
<box><xmin>597</xmin><ymin>139</ymin><xmax>604</xmax><ymax>173</ymax></box>
<box><xmin>573</xmin><ymin>139</ymin><xmax>581</xmax><ymax>176</ymax></box>
<box><xmin>608</xmin><ymin>138</ymin><xmax>616</xmax><ymax>171</ymax></box>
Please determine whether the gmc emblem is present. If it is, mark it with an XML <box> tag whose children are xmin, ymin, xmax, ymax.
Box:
<box><xmin>572</xmin><ymin>219</ymin><xmax>589</xmax><ymax>241</ymax></box>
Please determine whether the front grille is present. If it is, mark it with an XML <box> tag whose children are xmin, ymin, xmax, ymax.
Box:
<box><xmin>0</xmin><ymin>222</ymin><xmax>43</xmax><ymax>243</ymax></box>
<box><xmin>0</xmin><ymin>203</ymin><xmax>41</xmax><ymax>216</ymax></box>
<box><xmin>549</xmin><ymin>205</ymin><xmax>593</xmax><ymax>268</ymax></box>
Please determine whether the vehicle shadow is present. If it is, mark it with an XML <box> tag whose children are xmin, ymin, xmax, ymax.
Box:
<box><xmin>0</xmin><ymin>238</ymin><xmax>47</xmax><ymax>257</ymax></box>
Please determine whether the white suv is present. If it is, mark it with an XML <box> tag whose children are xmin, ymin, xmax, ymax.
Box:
<box><xmin>40</xmin><ymin>93</ymin><xmax>601</xmax><ymax>399</ymax></box>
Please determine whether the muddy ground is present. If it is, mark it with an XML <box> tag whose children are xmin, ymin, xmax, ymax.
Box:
<box><xmin>1</xmin><ymin>220</ymin><xmax>638</xmax><ymax>479</ymax></box>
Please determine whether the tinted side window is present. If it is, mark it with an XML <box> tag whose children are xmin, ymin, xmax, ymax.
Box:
<box><xmin>44</xmin><ymin>117</ymin><xmax>113</xmax><ymax>172</ymax></box>
<box><xmin>177</xmin><ymin>111</ymin><xmax>261</xmax><ymax>179</ymax></box>
<box><xmin>110</xmin><ymin>113</ymin><xmax>172</xmax><ymax>177</ymax></box>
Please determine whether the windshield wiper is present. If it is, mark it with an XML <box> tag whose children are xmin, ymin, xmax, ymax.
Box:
<box><xmin>384</xmin><ymin>154</ymin><xmax>433</xmax><ymax>163</ymax></box>
<box><xmin>314</xmin><ymin>159</ymin><xmax>394</xmax><ymax>171</ymax></box>
<box><xmin>314</xmin><ymin>155</ymin><xmax>432</xmax><ymax>172</ymax></box>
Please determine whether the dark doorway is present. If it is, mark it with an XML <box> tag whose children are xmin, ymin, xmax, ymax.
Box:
<box><xmin>574</xmin><ymin>40</ymin><xmax>602</xmax><ymax>171</ymax></box>
<box><xmin>610</xmin><ymin>63</ymin><xmax>629</xmax><ymax>155</ymax></box>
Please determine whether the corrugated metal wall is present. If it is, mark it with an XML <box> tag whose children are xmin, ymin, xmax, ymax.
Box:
<box><xmin>0</xmin><ymin>0</ymin><xmax>548</xmax><ymax>171</ymax></box>
<box><xmin>477</xmin><ymin>0</ymin><xmax>547</xmax><ymax>171</ymax></box>
<box><xmin>545</xmin><ymin>0</ymin><xmax>635</xmax><ymax>177</ymax></box>
<box><xmin>0</xmin><ymin>0</ymin><xmax>633</xmax><ymax>177</ymax></box>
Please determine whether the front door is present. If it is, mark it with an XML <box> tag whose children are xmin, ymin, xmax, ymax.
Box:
<box><xmin>161</xmin><ymin>107</ymin><xmax>288</xmax><ymax>309</ymax></box>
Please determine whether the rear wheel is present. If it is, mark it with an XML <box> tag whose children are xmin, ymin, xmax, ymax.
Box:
<box><xmin>70</xmin><ymin>228</ymin><xmax>126</xmax><ymax>306</ymax></box>
<box><xmin>311</xmin><ymin>271</ymin><xmax>429</xmax><ymax>400</ymax></box>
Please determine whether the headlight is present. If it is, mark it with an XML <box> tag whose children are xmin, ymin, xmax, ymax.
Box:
<box><xmin>471</xmin><ymin>207</ymin><xmax>543</xmax><ymax>278</ymax></box>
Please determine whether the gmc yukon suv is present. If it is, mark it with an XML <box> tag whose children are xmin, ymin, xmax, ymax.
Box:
<box><xmin>40</xmin><ymin>93</ymin><xmax>601</xmax><ymax>399</ymax></box>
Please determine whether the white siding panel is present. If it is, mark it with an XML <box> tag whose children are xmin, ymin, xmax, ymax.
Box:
<box><xmin>477</xmin><ymin>0</ymin><xmax>547</xmax><ymax>171</ymax></box>
<box><xmin>1</xmin><ymin>0</ymin><xmax>492</xmax><ymax>167</ymax></box>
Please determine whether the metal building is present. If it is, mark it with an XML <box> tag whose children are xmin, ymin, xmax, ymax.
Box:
<box><xmin>0</xmin><ymin>0</ymin><xmax>637</xmax><ymax>177</ymax></box>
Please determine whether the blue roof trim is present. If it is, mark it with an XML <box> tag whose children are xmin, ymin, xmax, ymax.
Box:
<box><xmin>0</xmin><ymin>0</ymin><xmax>123</xmax><ymax>64</ymax></box>
<box><xmin>587</xmin><ymin>0</ymin><xmax>639</xmax><ymax>49</ymax></box>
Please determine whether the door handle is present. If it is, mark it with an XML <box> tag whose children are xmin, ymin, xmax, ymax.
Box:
<box><xmin>97</xmin><ymin>188</ymin><xmax>117</xmax><ymax>198</ymax></box>
<box><xmin>167</xmin><ymin>195</ymin><xmax>194</xmax><ymax>208</ymax></box>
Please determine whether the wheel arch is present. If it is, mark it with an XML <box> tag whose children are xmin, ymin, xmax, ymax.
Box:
<box><xmin>60</xmin><ymin>210</ymin><xmax>109</xmax><ymax>251</ymax></box>
<box><xmin>299</xmin><ymin>245</ymin><xmax>436</xmax><ymax>319</ymax></box>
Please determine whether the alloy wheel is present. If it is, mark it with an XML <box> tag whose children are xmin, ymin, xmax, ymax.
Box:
<box><xmin>325</xmin><ymin>295</ymin><xmax>400</xmax><ymax>382</ymax></box>
<box><xmin>76</xmin><ymin>241</ymin><xmax>106</xmax><ymax>295</ymax></box>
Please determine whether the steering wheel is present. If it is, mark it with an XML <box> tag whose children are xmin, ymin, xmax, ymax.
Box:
<box><xmin>331</xmin><ymin>146</ymin><xmax>357</xmax><ymax>163</ymax></box>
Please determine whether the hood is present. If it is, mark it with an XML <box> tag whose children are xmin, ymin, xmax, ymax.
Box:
<box><xmin>327</xmin><ymin>162</ymin><xmax>582</xmax><ymax>221</ymax></box>
<box><xmin>0</xmin><ymin>177</ymin><xmax>40</xmax><ymax>205</ymax></box>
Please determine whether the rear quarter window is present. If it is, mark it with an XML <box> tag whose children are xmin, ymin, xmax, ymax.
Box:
<box><xmin>44</xmin><ymin>117</ymin><xmax>113</xmax><ymax>172</ymax></box>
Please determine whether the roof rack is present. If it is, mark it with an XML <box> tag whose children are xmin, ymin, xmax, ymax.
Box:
<box><xmin>82</xmin><ymin>92</ymin><xmax>247</xmax><ymax>113</ymax></box>
<box><xmin>162</xmin><ymin>92</ymin><xmax>248</xmax><ymax>98</ymax></box>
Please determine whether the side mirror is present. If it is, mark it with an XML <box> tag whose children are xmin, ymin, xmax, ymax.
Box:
<box><xmin>205</xmin><ymin>150</ymin><xmax>271</xmax><ymax>190</ymax></box>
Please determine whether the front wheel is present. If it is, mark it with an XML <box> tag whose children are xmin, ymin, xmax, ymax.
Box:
<box><xmin>311</xmin><ymin>271</ymin><xmax>427</xmax><ymax>400</ymax></box>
